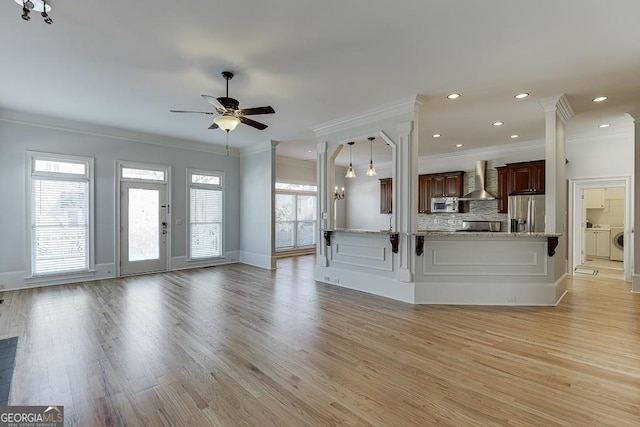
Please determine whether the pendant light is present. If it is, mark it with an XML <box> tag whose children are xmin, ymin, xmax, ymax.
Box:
<box><xmin>345</xmin><ymin>142</ymin><xmax>356</xmax><ymax>178</ymax></box>
<box><xmin>366</xmin><ymin>136</ymin><xmax>377</xmax><ymax>177</ymax></box>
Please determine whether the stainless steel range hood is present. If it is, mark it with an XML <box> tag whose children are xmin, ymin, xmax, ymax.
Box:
<box><xmin>458</xmin><ymin>160</ymin><xmax>496</xmax><ymax>201</ymax></box>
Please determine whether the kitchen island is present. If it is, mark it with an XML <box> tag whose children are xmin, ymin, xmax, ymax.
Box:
<box><xmin>412</xmin><ymin>230</ymin><xmax>565</xmax><ymax>305</ymax></box>
<box><xmin>315</xmin><ymin>228</ymin><xmax>566</xmax><ymax>306</ymax></box>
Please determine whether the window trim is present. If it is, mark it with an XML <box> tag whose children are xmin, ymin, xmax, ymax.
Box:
<box><xmin>187</xmin><ymin>168</ymin><xmax>225</xmax><ymax>261</ymax></box>
<box><xmin>25</xmin><ymin>151</ymin><xmax>95</xmax><ymax>278</ymax></box>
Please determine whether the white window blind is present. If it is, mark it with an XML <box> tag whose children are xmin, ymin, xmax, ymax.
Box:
<box><xmin>31</xmin><ymin>168</ymin><xmax>90</xmax><ymax>275</ymax></box>
<box><xmin>189</xmin><ymin>170</ymin><xmax>223</xmax><ymax>260</ymax></box>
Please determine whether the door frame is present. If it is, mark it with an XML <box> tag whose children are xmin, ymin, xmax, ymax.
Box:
<box><xmin>115</xmin><ymin>161</ymin><xmax>171</xmax><ymax>277</ymax></box>
<box><xmin>568</xmin><ymin>176</ymin><xmax>631</xmax><ymax>281</ymax></box>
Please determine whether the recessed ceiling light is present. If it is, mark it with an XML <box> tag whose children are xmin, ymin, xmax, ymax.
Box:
<box><xmin>493</xmin><ymin>121</ymin><xmax>504</xmax><ymax>126</ymax></box>
<box><xmin>447</xmin><ymin>93</ymin><xmax>461</xmax><ymax>100</ymax></box>
<box><xmin>433</xmin><ymin>134</ymin><xmax>441</xmax><ymax>138</ymax></box>
<box><xmin>455</xmin><ymin>144</ymin><xmax>463</xmax><ymax>148</ymax></box>
<box><xmin>593</xmin><ymin>96</ymin><xmax>608</xmax><ymax>103</ymax></box>
<box><xmin>510</xmin><ymin>134</ymin><xmax>519</xmax><ymax>139</ymax></box>
<box><xmin>514</xmin><ymin>93</ymin><xmax>529</xmax><ymax>99</ymax></box>
<box><xmin>598</xmin><ymin>123</ymin><xmax>610</xmax><ymax>128</ymax></box>
<box><xmin>307</xmin><ymin>150</ymin><xmax>313</xmax><ymax>153</ymax></box>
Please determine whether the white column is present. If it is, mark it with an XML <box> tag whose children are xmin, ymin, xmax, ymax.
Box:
<box><xmin>629</xmin><ymin>111</ymin><xmax>640</xmax><ymax>292</ymax></box>
<box><xmin>316</xmin><ymin>141</ymin><xmax>329</xmax><ymax>267</ymax></box>
<box><xmin>395</xmin><ymin>121</ymin><xmax>416</xmax><ymax>282</ymax></box>
<box><xmin>538</xmin><ymin>95</ymin><xmax>574</xmax><ymax>234</ymax></box>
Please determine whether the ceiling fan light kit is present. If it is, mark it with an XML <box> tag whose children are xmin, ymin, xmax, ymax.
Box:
<box><xmin>213</xmin><ymin>115</ymin><xmax>240</xmax><ymax>132</ymax></box>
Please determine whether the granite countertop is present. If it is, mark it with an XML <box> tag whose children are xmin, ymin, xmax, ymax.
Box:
<box><xmin>323</xmin><ymin>228</ymin><xmax>397</xmax><ymax>235</ymax></box>
<box><xmin>413</xmin><ymin>230</ymin><xmax>562</xmax><ymax>238</ymax></box>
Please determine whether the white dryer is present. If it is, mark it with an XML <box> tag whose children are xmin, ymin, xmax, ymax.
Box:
<box><xmin>610</xmin><ymin>227</ymin><xmax>624</xmax><ymax>261</ymax></box>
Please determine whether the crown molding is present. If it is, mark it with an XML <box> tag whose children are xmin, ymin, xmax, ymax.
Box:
<box><xmin>422</xmin><ymin>138</ymin><xmax>546</xmax><ymax>163</ymax></box>
<box><xmin>626</xmin><ymin>111</ymin><xmax>640</xmax><ymax>122</ymax></box>
<box><xmin>538</xmin><ymin>94</ymin><xmax>575</xmax><ymax>123</ymax></box>
<box><xmin>311</xmin><ymin>94</ymin><xmax>426</xmax><ymax>138</ymax></box>
<box><xmin>239</xmin><ymin>140</ymin><xmax>279</xmax><ymax>157</ymax></box>
<box><xmin>566</xmin><ymin>129</ymin><xmax>633</xmax><ymax>145</ymax></box>
<box><xmin>0</xmin><ymin>108</ymin><xmax>237</xmax><ymax>156</ymax></box>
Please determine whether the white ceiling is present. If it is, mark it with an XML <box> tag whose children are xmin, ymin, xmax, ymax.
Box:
<box><xmin>2</xmin><ymin>1</ymin><xmax>640</xmax><ymax>167</ymax></box>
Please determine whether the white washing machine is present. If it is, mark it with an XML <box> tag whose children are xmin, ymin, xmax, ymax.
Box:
<box><xmin>610</xmin><ymin>227</ymin><xmax>624</xmax><ymax>261</ymax></box>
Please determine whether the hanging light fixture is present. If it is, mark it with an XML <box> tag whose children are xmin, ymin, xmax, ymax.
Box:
<box><xmin>366</xmin><ymin>136</ymin><xmax>377</xmax><ymax>177</ymax></box>
<box><xmin>345</xmin><ymin>142</ymin><xmax>356</xmax><ymax>178</ymax></box>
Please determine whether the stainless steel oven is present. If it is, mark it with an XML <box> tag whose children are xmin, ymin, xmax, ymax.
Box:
<box><xmin>431</xmin><ymin>197</ymin><xmax>461</xmax><ymax>213</ymax></box>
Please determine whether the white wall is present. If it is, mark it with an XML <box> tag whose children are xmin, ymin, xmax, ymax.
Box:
<box><xmin>344</xmin><ymin>164</ymin><xmax>393</xmax><ymax>231</ymax></box>
<box><xmin>275</xmin><ymin>156</ymin><xmax>316</xmax><ymax>184</ymax></box>
<box><xmin>240</xmin><ymin>143</ymin><xmax>276</xmax><ymax>269</ymax></box>
<box><xmin>0</xmin><ymin>111</ymin><xmax>241</xmax><ymax>289</ymax></box>
<box><xmin>566</xmin><ymin>133</ymin><xmax>634</xmax><ymax>179</ymax></box>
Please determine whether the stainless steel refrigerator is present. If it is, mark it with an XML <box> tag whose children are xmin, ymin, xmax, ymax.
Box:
<box><xmin>508</xmin><ymin>195</ymin><xmax>545</xmax><ymax>232</ymax></box>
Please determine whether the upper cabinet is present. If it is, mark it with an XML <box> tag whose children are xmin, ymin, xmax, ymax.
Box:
<box><xmin>418</xmin><ymin>171</ymin><xmax>464</xmax><ymax>213</ymax></box>
<box><xmin>379</xmin><ymin>178</ymin><xmax>393</xmax><ymax>214</ymax></box>
<box><xmin>507</xmin><ymin>160</ymin><xmax>545</xmax><ymax>195</ymax></box>
<box><xmin>584</xmin><ymin>188</ymin><xmax>605</xmax><ymax>208</ymax></box>
<box><xmin>418</xmin><ymin>175</ymin><xmax>432</xmax><ymax>214</ymax></box>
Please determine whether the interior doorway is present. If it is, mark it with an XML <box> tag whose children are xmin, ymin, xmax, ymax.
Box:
<box><xmin>568</xmin><ymin>177</ymin><xmax>630</xmax><ymax>281</ymax></box>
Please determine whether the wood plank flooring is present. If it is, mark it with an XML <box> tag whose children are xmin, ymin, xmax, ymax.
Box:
<box><xmin>0</xmin><ymin>256</ymin><xmax>639</xmax><ymax>426</ymax></box>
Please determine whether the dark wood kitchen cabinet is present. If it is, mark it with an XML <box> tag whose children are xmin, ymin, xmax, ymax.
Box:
<box><xmin>379</xmin><ymin>178</ymin><xmax>393</xmax><ymax>214</ymax></box>
<box><xmin>418</xmin><ymin>175</ymin><xmax>432</xmax><ymax>213</ymax></box>
<box><xmin>507</xmin><ymin>160</ymin><xmax>545</xmax><ymax>195</ymax></box>
<box><xmin>496</xmin><ymin>166</ymin><xmax>508</xmax><ymax>213</ymax></box>
<box><xmin>418</xmin><ymin>171</ymin><xmax>464</xmax><ymax>213</ymax></box>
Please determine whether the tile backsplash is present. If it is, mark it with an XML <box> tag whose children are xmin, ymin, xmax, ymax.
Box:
<box><xmin>418</xmin><ymin>168</ymin><xmax>507</xmax><ymax>230</ymax></box>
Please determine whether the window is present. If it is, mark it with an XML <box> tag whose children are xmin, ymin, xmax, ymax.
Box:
<box><xmin>188</xmin><ymin>170</ymin><xmax>223</xmax><ymax>260</ymax></box>
<box><xmin>27</xmin><ymin>152</ymin><xmax>94</xmax><ymax>276</ymax></box>
<box><xmin>275</xmin><ymin>183</ymin><xmax>317</xmax><ymax>250</ymax></box>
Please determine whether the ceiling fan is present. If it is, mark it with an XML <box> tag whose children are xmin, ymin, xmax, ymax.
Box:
<box><xmin>170</xmin><ymin>71</ymin><xmax>275</xmax><ymax>132</ymax></box>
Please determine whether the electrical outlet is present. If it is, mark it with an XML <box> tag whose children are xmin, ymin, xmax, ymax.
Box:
<box><xmin>507</xmin><ymin>296</ymin><xmax>517</xmax><ymax>303</ymax></box>
<box><xmin>333</xmin><ymin>278</ymin><xmax>340</xmax><ymax>284</ymax></box>
<box><xmin>324</xmin><ymin>276</ymin><xmax>330</xmax><ymax>281</ymax></box>
<box><xmin>0</xmin><ymin>284</ymin><xmax>5</xmax><ymax>290</ymax></box>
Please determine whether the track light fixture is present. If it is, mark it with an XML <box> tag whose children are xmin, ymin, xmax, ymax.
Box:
<box><xmin>16</xmin><ymin>0</ymin><xmax>52</xmax><ymax>24</ymax></box>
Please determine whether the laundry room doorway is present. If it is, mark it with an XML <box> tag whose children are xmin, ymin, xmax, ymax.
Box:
<box><xmin>568</xmin><ymin>177</ymin><xmax>631</xmax><ymax>281</ymax></box>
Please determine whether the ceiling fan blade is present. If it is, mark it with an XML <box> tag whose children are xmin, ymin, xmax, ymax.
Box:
<box><xmin>170</xmin><ymin>109</ymin><xmax>215</xmax><ymax>114</ymax></box>
<box><xmin>238</xmin><ymin>106</ymin><xmax>275</xmax><ymax>116</ymax></box>
<box><xmin>239</xmin><ymin>116</ymin><xmax>268</xmax><ymax>130</ymax></box>
<box><xmin>201</xmin><ymin>95</ymin><xmax>227</xmax><ymax>113</ymax></box>
<box><xmin>208</xmin><ymin>122</ymin><xmax>219</xmax><ymax>130</ymax></box>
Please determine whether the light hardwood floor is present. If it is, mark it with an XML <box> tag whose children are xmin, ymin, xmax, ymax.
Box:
<box><xmin>1</xmin><ymin>256</ymin><xmax>639</xmax><ymax>426</ymax></box>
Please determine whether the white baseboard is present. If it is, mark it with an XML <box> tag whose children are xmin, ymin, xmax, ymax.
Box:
<box><xmin>170</xmin><ymin>251</ymin><xmax>240</xmax><ymax>270</ymax></box>
<box><xmin>239</xmin><ymin>251</ymin><xmax>276</xmax><ymax>270</ymax></box>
